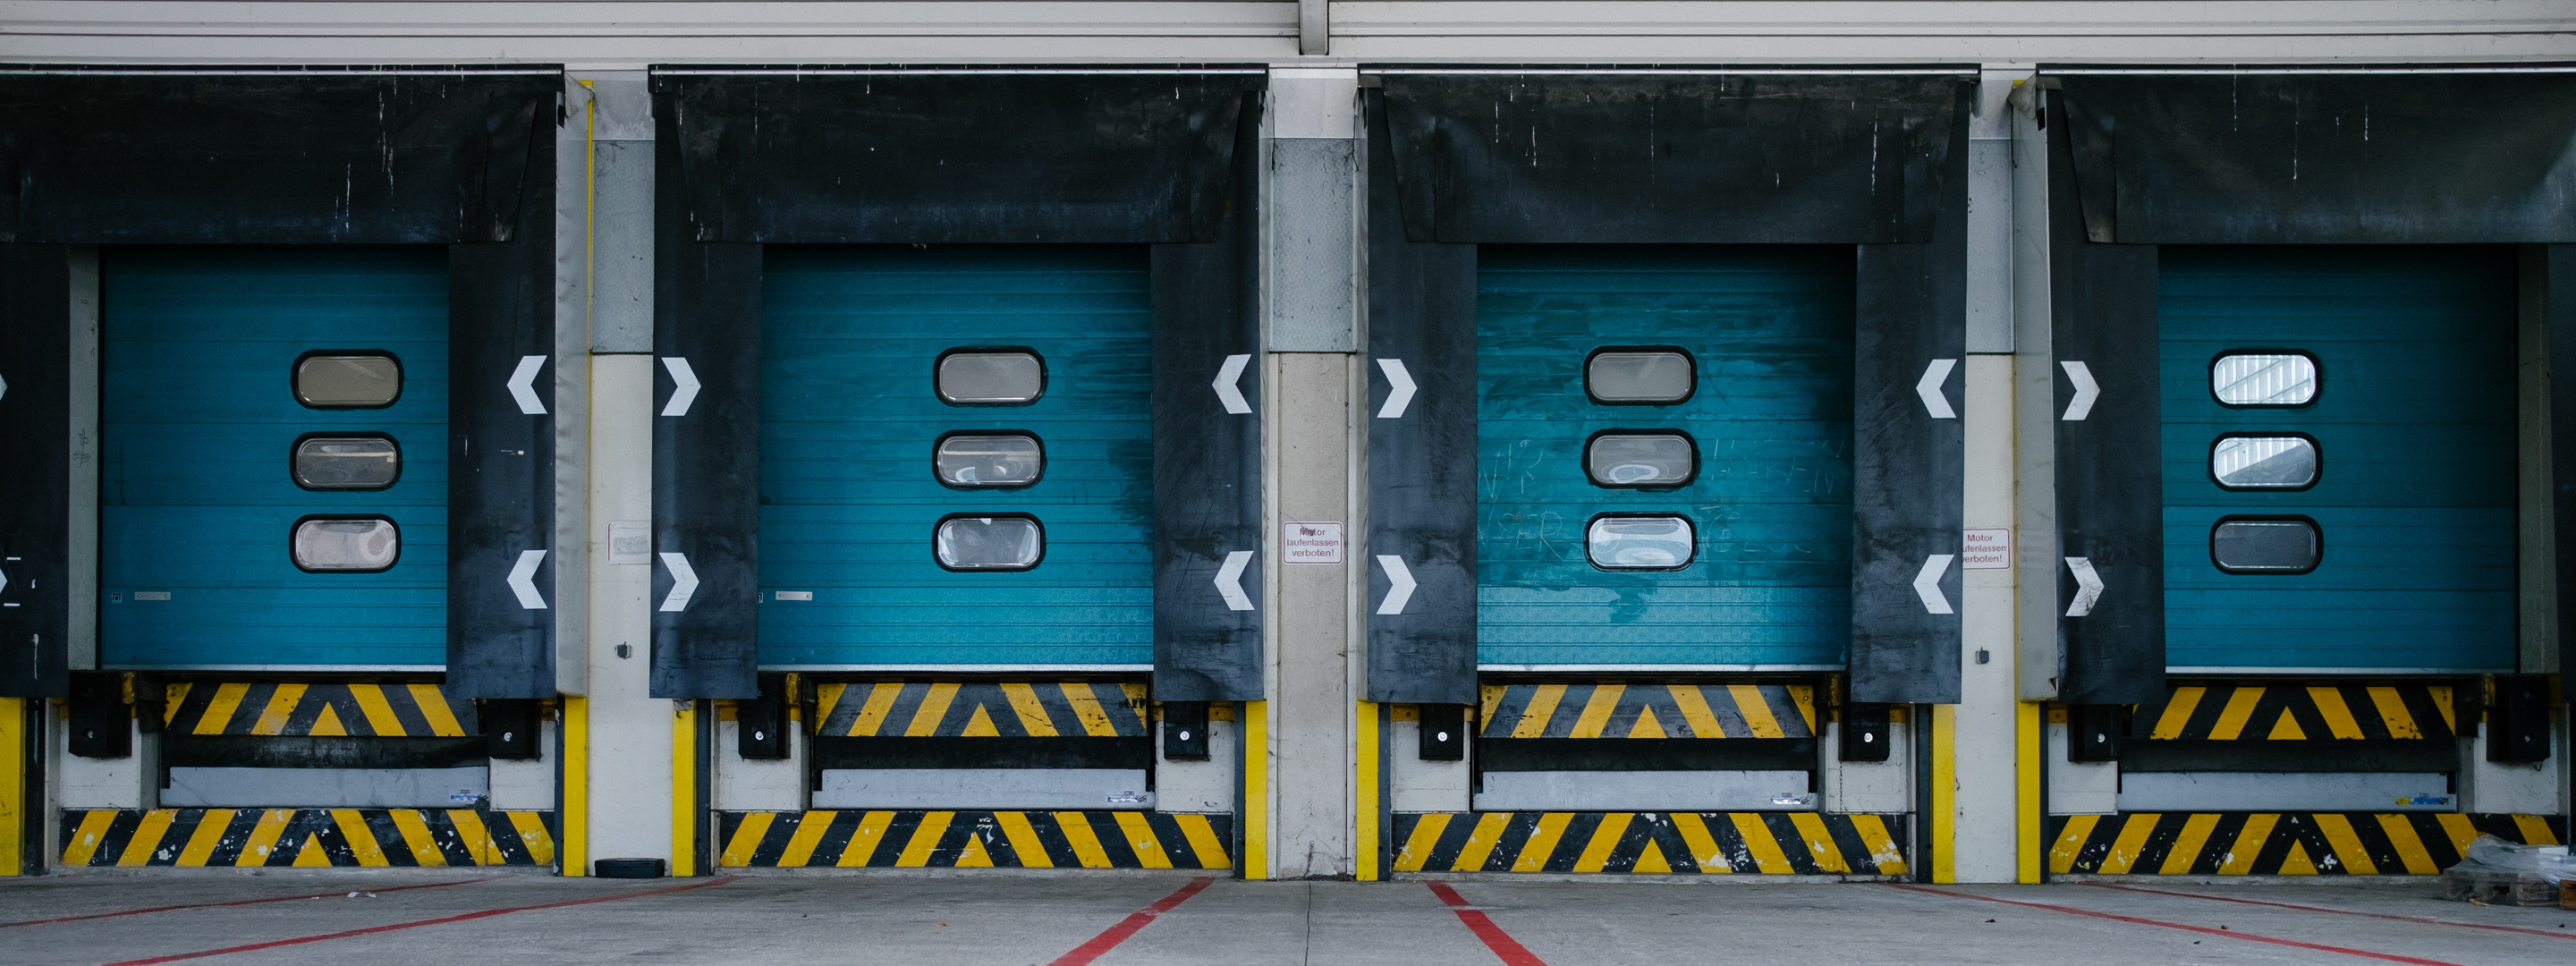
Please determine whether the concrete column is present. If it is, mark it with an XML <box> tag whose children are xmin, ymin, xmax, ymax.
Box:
<box><xmin>1945</xmin><ymin>66</ymin><xmax>2034</xmax><ymax>885</ymax></box>
<box><xmin>565</xmin><ymin>69</ymin><xmax>673</xmax><ymax>876</ymax></box>
<box><xmin>1261</xmin><ymin>66</ymin><xmax>1364</xmax><ymax>879</ymax></box>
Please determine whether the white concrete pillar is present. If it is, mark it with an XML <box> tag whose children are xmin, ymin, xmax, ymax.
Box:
<box><xmin>564</xmin><ymin>69</ymin><xmax>675</xmax><ymax>876</ymax></box>
<box><xmin>1260</xmin><ymin>66</ymin><xmax>1365</xmax><ymax>879</ymax></box>
<box><xmin>1945</xmin><ymin>66</ymin><xmax>2036</xmax><ymax>885</ymax></box>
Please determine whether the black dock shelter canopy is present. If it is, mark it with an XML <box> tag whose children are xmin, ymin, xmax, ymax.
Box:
<box><xmin>2040</xmin><ymin>67</ymin><xmax>2576</xmax><ymax>704</ymax></box>
<box><xmin>649</xmin><ymin>68</ymin><xmax>1267</xmax><ymax>699</ymax></box>
<box><xmin>0</xmin><ymin>66</ymin><xmax>561</xmax><ymax>699</ymax></box>
<box><xmin>1361</xmin><ymin>69</ymin><xmax>1976</xmax><ymax>706</ymax></box>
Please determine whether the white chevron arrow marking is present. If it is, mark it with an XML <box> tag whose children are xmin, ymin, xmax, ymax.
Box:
<box><xmin>1376</xmin><ymin>555</ymin><xmax>1417</xmax><ymax>615</ymax></box>
<box><xmin>2065</xmin><ymin>556</ymin><xmax>2104</xmax><ymax>617</ymax></box>
<box><xmin>2061</xmin><ymin>360</ymin><xmax>2099</xmax><ymax>421</ymax></box>
<box><xmin>1214</xmin><ymin>550</ymin><xmax>1254</xmax><ymax>611</ymax></box>
<box><xmin>658</xmin><ymin>552</ymin><xmax>699</xmax><ymax>613</ymax></box>
<box><xmin>507</xmin><ymin>355</ymin><xmax>548</xmax><ymax>415</ymax></box>
<box><xmin>1917</xmin><ymin>358</ymin><xmax>1958</xmax><ymax>419</ymax></box>
<box><xmin>1375</xmin><ymin>359</ymin><xmax>1416</xmax><ymax>419</ymax></box>
<box><xmin>1914</xmin><ymin>554</ymin><xmax>1955</xmax><ymax>614</ymax></box>
<box><xmin>660</xmin><ymin>357</ymin><xmax>700</xmax><ymax>417</ymax></box>
<box><xmin>0</xmin><ymin>371</ymin><xmax>9</xmax><ymax>402</ymax></box>
<box><xmin>506</xmin><ymin>549</ymin><xmax>548</xmax><ymax>609</ymax></box>
<box><xmin>1212</xmin><ymin>354</ymin><xmax>1252</xmax><ymax>415</ymax></box>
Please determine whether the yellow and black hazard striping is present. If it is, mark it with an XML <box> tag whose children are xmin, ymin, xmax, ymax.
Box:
<box><xmin>1479</xmin><ymin>682</ymin><xmax>1817</xmax><ymax>740</ymax></box>
<box><xmin>1393</xmin><ymin>812</ymin><xmax>1905</xmax><ymax>876</ymax></box>
<box><xmin>59</xmin><ymin>808</ymin><xmax>555</xmax><ymax>868</ymax></box>
<box><xmin>161</xmin><ymin>682</ymin><xmax>478</xmax><ymax>737</ymax></box>
<box><xmin>2046</xmin><ymin>812</ymin><xmax>2563</xmax><ymax>876</ymax></box>
<box><xmin>2136</xmin><ymin>684</ymin><xmax>2453</xmax><ymax>741</ymax></box>
<box><xmin>717</xmin><ymin>809</ymin><xmax>1232</xmax><ymax>869</ymax></box>
<box><xmin>813</xmin><ymin>682</ymin><xmax>1149</xmax><ymax>739</ymax></box>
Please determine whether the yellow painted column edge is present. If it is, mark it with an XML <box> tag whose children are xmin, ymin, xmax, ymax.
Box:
<box><xmin>0</xmin><ymin>698</ymin><xmax>24</xmax><ymax>876</ymax></box>
<box><xmin>1242</xmin><ymin>699</ymin><xmax>1267</xmax><ymax>880</ymax></box>
<box><xmin>562</xmin><ymin>695</ymin><xmax>589</xmax><ymax>876</ymax></box>
<box><xmin>2016</xmin><ymin>700</ymin><xmax>2043</xmax><ymax>884</ymax></box>
<box><xmin>1931</xmin><ymin>703</ymin><xmax>1956</xmax><ymax>884</ymax></box>
<box><xmin>1355</xmin><ymin>700</ymin><xmax>1378</xmax><ymax>881</ymax></box>
<box><xmin>672</xmin><ymin>699</ymin><xmax>697</xmax><ymax>877</ymax></box>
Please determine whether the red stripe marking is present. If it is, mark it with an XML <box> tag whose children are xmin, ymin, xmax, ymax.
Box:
<box><xmin>2084</xmin><ymin>882</ymin><xmax>2576</xmax><ymax>941</ymax></box>
<box><xmin>1046</xmin><ymin>876</ymin><xmax>1215</xmax><ymax>966</ymax></box>
<box><xmin>97</xmin><ymin>877</ymin><xmax>738</xmax><ymax>966</ymax></box>
<box><xmin>1426</xmin><ymin>881</ymin><xmax>1549</xmax><ymax>966</ymax></box>
<box><xmin>0</xmin><ymin>877</ymin><xmax>496</xmax><ymax>929</ymax></box>
<box><xmin>1888</xmin><ymin>884</ymin><xmax>2468</xmax><ymax>966</ymax></box>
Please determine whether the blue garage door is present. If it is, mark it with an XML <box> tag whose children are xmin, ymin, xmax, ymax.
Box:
<box><xmin>102</xmin><ymin>247</ymin><xmax>450</xmax><ymax>669</ymax></box>
<box><xmin>758</xmin><ymin>246</ymin><xmax>1155</xmax><ymax>668</ymax></box>
<box><xmin>1477</xmin><ymin>246</ymin><xmax>1855</xmax><ymax>669</ymax></box>
<box><xmin>2161</xmin><ymin>246</ymin><xmax>2517</xmax><ymax>673</ymax></box>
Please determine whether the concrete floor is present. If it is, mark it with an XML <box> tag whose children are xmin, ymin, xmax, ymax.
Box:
<box><xmin>2</xmin><ymin>871</ymin><xmax>2571</xmax><ymax>965</ymax></box>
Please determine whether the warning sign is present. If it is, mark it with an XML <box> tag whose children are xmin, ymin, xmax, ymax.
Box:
<box><xmin>1283</xmin><ymin>521</ymin><xmax>1344</xmax><ymax>565</ymax></box>
<box><xmin>1962</xmin><ymin>528</ymin><xmax>2012</xmax><ymax>570</ymax></box>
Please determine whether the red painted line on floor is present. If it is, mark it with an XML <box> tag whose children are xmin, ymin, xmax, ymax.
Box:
<box><xmin>97</xmin><ymin>877</ymin><xmax>739</xmax><ymax>966</ymax></box>
<box><xmin>0</xmin><ymin>877</ymin><xmax>497</xmax><ymax>930</ymax></box>
<box><xmin>1426</xmin><ymin>881</ymin><xmax>1549</xmax><ymax>966</ymax></box>
<box><xmin>1888</xmin><ymin>884</ymin><xmax>2467</xmax><ymax>966</ymax></box>
<box><xmin>2084</xmin><ymin>882</ymin><xmax>2576</xmax><ymax>941</ymax></box>
<box><xmin>1045</xmin><ymin>876</ymin><xmax>1216</xmax><ymax>966</ymax></box>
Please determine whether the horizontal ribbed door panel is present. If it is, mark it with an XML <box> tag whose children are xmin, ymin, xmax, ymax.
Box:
<box><xmin>1477</xmin><ymin>246</ymin><xmax>1854</xmax><ymax>668</ymax></box>
<box><xmin>2160</xmin><ymin>246</ymin><xmax>2516</xmax><ymax>672</ymax></box>
<box><xmin>102</xmin><ymin>247</ymin><xmax>449</xmax><ymax>669</ymax></box>
<box><xmin>758</xmin><ymin>246</ymin><xmax>1154</xmax><ymax>667</ymax></box>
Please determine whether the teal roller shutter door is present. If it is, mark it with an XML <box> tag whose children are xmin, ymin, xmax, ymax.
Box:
<box><xmin>758</xmin><ymin>246</ymin><xmax>1155</xmax><ymax>667</ymax></box>
<box><xmin>101</xmin><ymin>247</ymin><xmax>450</xmax><ymax>669</ymax></box>
<box><xmin>2160</xmin><ymin>246</ymin><xmax>2517</xmax><ymax>672</ymax></box>
<box><xmin>1477</xmin><ymin>246</ymin><xmax>1855</xmax><ymax>668</ymax></box>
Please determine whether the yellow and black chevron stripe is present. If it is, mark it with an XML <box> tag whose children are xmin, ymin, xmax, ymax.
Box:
<box><xmin>2137</xmin><ymin>684</ymin><xmax>2453</xmax><ymax>741</ymax></box>
<box><xmin>162</xmin><ymin>682</ymin><xmax>477</xmax><ymax>737</ymax></box>
<box><xmin>2046</xmin><ymin>812</ymin><xmax>2563</xmax><ymax>876</ymax></box>
<box><xmin>1479</xmin><ymin>683</ymin><xmax>1816</xmax><ymax>740</ymax></box>
<box><xmin>60</xmin><ymin>809</ymin><xmax>554</xmax><ymax>868</ymax></box>
<box><xmin>1394</xmin><ymin>812</ymin><xmax>1905</xmax><ymax>876</ymax></box>
<box><xmin>813</xmin><ymin>682</ymin><xmax>1148</xmax><ymax>738</ymax></box>
<box><xmin>717</xmin><ymin>810</ymin><xmax>1231</xmax><ymax>869</ymax></box>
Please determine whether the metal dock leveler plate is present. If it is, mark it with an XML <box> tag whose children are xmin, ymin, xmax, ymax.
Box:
<box><xmin>2114</xmin><ymin>683</ymin><xmax>2468</xmax><ymax>813</ymax></box>
<box><xmin>155</xmin><ymin>681</ymin><xmax>498</xmax><ymax>809</ymax></box>
<box><xmin>1475</xmin><ymin>682</ymin><xmax>1824</xmax><ymax>812</ymax></box>
<box><xmin>810</xmin><ymin>682</ymin><xmax>1157</xmax><ymax>810</ymax></box>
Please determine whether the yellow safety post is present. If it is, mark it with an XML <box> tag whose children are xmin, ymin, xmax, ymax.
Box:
<box><xmin>1355</xmin><ymin>700</ymin><xmax>1379</xmax><ymax>881</ymax></box>
<box><xmin>0</xmin><ymin>698</ymin><xmax>23</xmax><ymax>876</ymax></box>
<box><xmin>1930</xmin><ymin>703</ymin><xmax>1956</xmax><ymax>884</ymax></box>
<box><xmin>1241</xmin><ymin>700</ymin><xmax>1267</xmax><ymax>879</ymax></box>
<box><xmin>672</xmin><ymin>699</ymin><xmax>698</xmax><ymax>877</ymax></box>
<box><xmin>562</xmin><ymin>695</ymin><xmax>589</xmax><ymax>876</ymax></box>
<box><xmin>2017</xmin><ymin>700</ymin><xmax>2044</xmax><ymax>883</ymax></box>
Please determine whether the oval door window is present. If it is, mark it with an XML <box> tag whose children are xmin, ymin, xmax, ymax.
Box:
<box><xmin>935</xmin><ymin>515</ymin><xmax>1044</xmax><ymax>571</ymax></box>
<box><xmin>1586</xmin><ymin>432</ymin><xmax>1698</xmax><ymax>487</ymax></box>
<box><xmin>1585</xmin><ymin>348</ymin><xmax>1696</xmax><ymax>404</ymax></box>
<box><xmin>935</xmin><ymin>433</ymin><xmax>1044</xmax><ymax>487</ymax></box>
<box><xmin>2210</xmin><ymin>352</ymin><xmax>2318</xmax><ymax>407</ymax></box>
<box><xmin>2211</xmin><ymin>435</ymin><xmax>2318</xmax><ymax>490</ymax></box>
<box><xmin>2211</xmin><ymin>516</ymin><xmax>2321</xmax><ymax>574</ymax></box>
<box><xmin>292</xmin><ymin>434</ymin><xmax>402</xmax><ymax>490</ymax></box>
<box><xmin>292</xmin><ymin>516</ymin><xmax>401</xmax><ymax>572</ymax></box>
<box><xmin>937</xmin><ymin>350</ymin><xmax>1045</xmax><ymax>405</ymax></box>
<box><xmin>293</xmin><ymin>352</ymin><xmax>403</xmax><ymax>408</ymax></box>
<box><xmin>1587</xmin><ymin>514</ymin><xmax>1696</xmax><ymax>570</ymax></box>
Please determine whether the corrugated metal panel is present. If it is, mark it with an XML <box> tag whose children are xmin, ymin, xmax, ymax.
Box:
<box><xmin>1476</xmin><ymin>246</ymin><xmax>1853</xmax><ymax>668</ymax></box>
<box><xmin>758</xmin><ymin>245</ymin><xmax>1154</xmax><ymax>667</ymax></box>
<box><xmin>101</xmin><ymin>246</ymin><xmax>450</xmax><ymax>669</ymax></box>
<box><xmin>4</xmin><ymin>1</ymin><xmax>2567</xmax><ymax>65</ymax></box>
<box><xmin>2159</xmin><ymin>246</ymin><xmax>2516</xmax><ymax>672</ymax></box>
